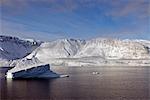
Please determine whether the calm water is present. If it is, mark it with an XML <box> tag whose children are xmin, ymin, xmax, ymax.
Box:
<box><xmin>0</xmin><ymin>66</ymin><xmax>150</xmax><ymax>100</ymax></box>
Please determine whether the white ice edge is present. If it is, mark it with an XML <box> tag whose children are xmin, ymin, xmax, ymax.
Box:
<box><xmin>6</xmin><ymin>64</ymin><xmax>69</xmax><ymax>79</ymax></box>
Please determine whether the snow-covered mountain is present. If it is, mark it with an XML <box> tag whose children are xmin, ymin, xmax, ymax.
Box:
<box><xmin>75</xmin><ymin>38</ymin><xmax>150</xmax><ymax>59</ymax></box>
<box><xmin>133</xmin><ymin>40</ymin><xmax>150</xmax><ymax>53</ymax></box>
<box><xmin>0</xmin><ymin>35</ymin><xmax>41</xmax><ymax>62</ymax></box>
<box><xmin>0</xmin><ymin>36</ymin><xmax>150</xmax><ymax>67</ymax></box>
<box><xmin>26</xmin><ymin>38</ymin><xmax>150</xmax><ymax>60</ymax></box>
<box><xmin>26</xmin><ymin>39</ymin><xmax>86</xmax><ymax>62</ymax></box>
<box><xmin>18</xmin><ymin>37</ymin><xmax>149</xmax><ymax>66</ymax></box>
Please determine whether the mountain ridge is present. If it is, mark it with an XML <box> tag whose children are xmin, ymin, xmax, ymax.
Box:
<box><xmin>0</xmin><ymin>35</ymin><xmax>41</xmax><ymax>60</ymax></box>
<box><xmin>0</xmin><ymin>35</ymin><xmax>150</xmax><ymax>67</ymax></box>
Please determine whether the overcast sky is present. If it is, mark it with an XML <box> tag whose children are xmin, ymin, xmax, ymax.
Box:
<box><xmin>0</xmin><ymin>0</ymin><xmax>149</xmax><ymax>40</ymax></box>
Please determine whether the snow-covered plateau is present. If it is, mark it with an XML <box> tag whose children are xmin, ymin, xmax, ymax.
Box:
<box><xmin>1</xmin><ymin>35</ymin><xmax>150</xmax><ymax>68</ymax></box>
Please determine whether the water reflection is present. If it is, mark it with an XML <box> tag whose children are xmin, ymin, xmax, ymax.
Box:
<box><xmin>6</xmin><ymin>78</ymin><xmax>56</xmax><ymax>99</ymax></box>
<box><xmin>1</xmin><ymin>66</ymin><xmax>150</xmax><ymax>100</ymax></box>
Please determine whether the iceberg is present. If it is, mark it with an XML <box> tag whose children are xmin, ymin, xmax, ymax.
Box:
<box><xmin>6</xmin><ymin>64</ymin><xmax>62</xmax><ymax>79</ymax></box>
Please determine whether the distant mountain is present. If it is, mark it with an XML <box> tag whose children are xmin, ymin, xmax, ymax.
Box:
<box><xmin>0</xmin><ymin>35</ymin><xmax>41</xmax><ymax>61</ymax></box>
<box><xmin>26</xmin><ymin>38</ymin><xmax>150</xmax><ymax>61</ymax></box>
<box><xmin>26</xmin><ymin>39</ymin><xmax>86</xmax><ymax>62</ymax></box>
<box><xmin>75</xmin><ymin>38</ymin><xmax>150</xmax><ymax>59</ymax></box>
<box><xmin>0</xmin><ymin>36</ymin><xmax>150</xmax><ymax>67</ymax></box>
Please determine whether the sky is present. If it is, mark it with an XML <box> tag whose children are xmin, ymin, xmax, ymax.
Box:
<box><xmin>0</xmin><ymin>0</ymin><xmax>150</xmax><ymax>41</ymax></box>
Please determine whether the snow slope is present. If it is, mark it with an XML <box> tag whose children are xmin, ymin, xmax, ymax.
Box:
<box><xmin>26</xmin><ymin>39</ymin><xmax>86</xmax><ymax>62</ymax></box>
<box><xmin>0</xmin><ymin>35</ymin><xmax>41</xmax><ymax>67</ymax></box>
<box><xmin>134</xmin><ymin>40</ymin><xmax>150</xmax><ymax>54</ymax></box>
<box><xmin>0</xmin><ymin>35</ymin><xmax>41</xmax><ymax>61</ymax></box>
<box><xmin>75</xmin><ymin>38</ymin><xmax>150</xmax><ymax>59</ymax></box>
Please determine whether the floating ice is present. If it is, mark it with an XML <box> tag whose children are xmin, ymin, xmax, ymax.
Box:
<box><xmin>6</xmin><ymin>64</ymin><xmax>68</xmax><ymax>79</ymax></box>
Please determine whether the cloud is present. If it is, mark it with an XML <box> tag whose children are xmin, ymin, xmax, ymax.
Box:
<box><xmin>0</xmin><ymin>0</ymin><xmax>77</xmax><ymax>13</ymax></box>
<box><xmin>1</xmin><ymin>0</ymin><xmax>149</xmax><ymax>39</ymax></box>
<box><xmin>1</xmin><ymin>0</ymin><xmax>149</xmax><ymax>18</ymax></box>
<box><xmin>0</xmin><ymin>19</ymin><xmax>65</xmax><ymax>41</ymax></box>
<box><xmin>105</xmin><ymin>0</ymin><xmax>149</xmax><ymax>19</ymax></box>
